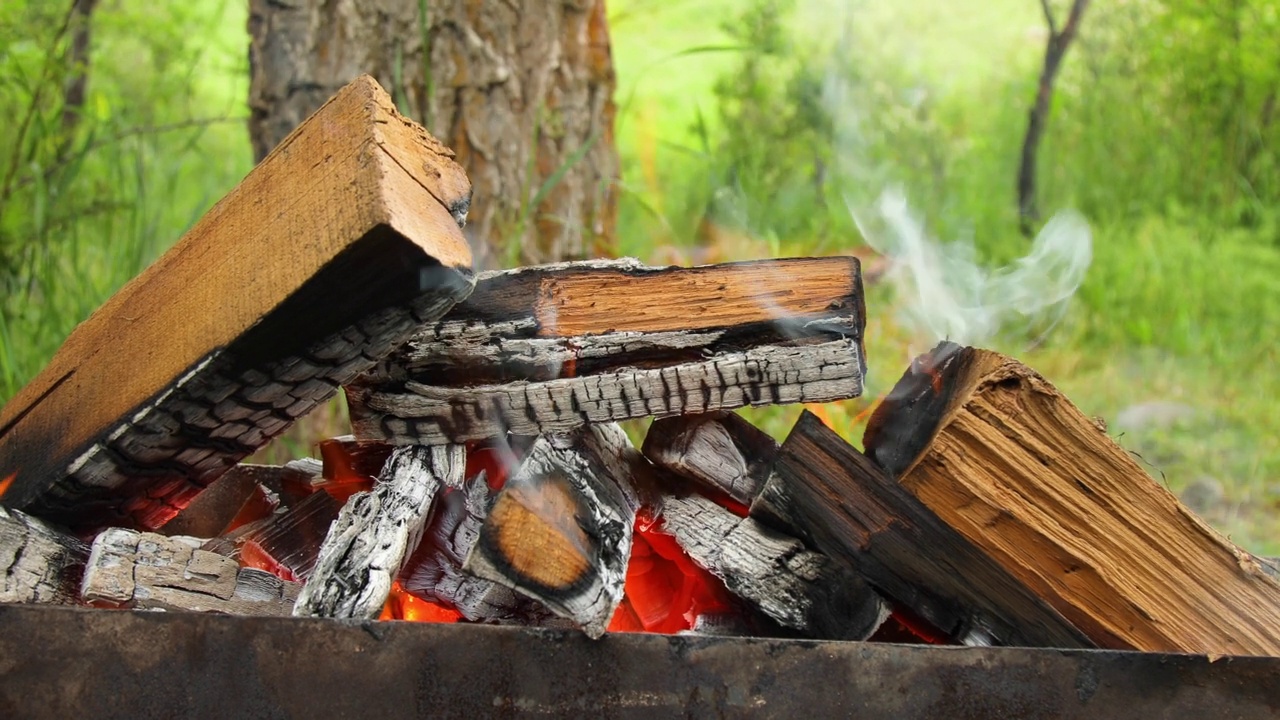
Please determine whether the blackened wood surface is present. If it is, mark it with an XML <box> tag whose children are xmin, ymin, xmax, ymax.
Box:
<box><xmin>3</xmin><ymin>605</ymin><xmax>1279</xmax><ymax>720</ymax></box>
<box><xmin>0</xmin><ymin>76</ymin><xmax>474</xmax><ymax>533</ymax></box>
<box><xmin>863</xmin><ymin>343</ymin><xmax>1280</xmax><ymax>656</ymax></box>
<box><xmin>464</xmin><ymin>423</ymin><xmax>638</xmax><ymax>637</ymax></box>
<box><xmin>753</xmin><ymin>411</ymin><xmax>1091</xmax><ymax>649</ymax></box>
<box><xmin>295</xmin><ymin>445</ymin><xmax>465</xmax><ymax>620</ymax></box>
<box><xmin>643</xmin><ymin>412</ymin><xmax>778</xmax><ymax>505</ymax></box>
<box><xmin>349</xmin><ymin>258</ymin><xmax>867</xmax><ymax>445</ymax></box>
<box><xmin>658</xmin><ymin>490</ymin><xmax>887</xmax><ymax>639</ymax></box>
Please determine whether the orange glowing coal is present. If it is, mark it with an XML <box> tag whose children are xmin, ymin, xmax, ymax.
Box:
<box><xmin>0</xmin><ymin>472</ymin><xmax>14</xmax><ymax>500</ymax></box>
<box><xmin>380</xmin><ymin>581</ymin><xmax>463</xmax><ymax>623</ymax></box>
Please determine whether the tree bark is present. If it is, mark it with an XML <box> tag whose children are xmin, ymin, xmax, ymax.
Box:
<box><xmin>1017</xmin><ymin>0</ymin><xmax>1090</xmax><ymax>236</ymax></box>
<box><xmin>248</xmin><ymin>0</ymin><xmax>619</xmax><ymax>267</ymax></box>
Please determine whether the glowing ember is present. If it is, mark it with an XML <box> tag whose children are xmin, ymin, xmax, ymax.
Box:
<box><xmin>0</xmin><ymin>473</ymin><xmax>14</xmax><ymax>500</ymax></box>
<box><xmin>317</xmin><ymin>438</ymin><xmax>377</xmax><ymax>503</ymax></box>
<box><xmin>608</xmin><ymin>509</ymin><xmax>738</xmax><ymax>634</ymax></box>
<box><xmin>379</xmin><ymin>581</ymin><xmax>462</xmax><ymax>622</ymax></box>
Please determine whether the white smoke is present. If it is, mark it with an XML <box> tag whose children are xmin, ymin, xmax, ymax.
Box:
<box><xmin>853</xmin><ymin>188</ymin><xmax>1092</xmax><ymax>346</ymax></box>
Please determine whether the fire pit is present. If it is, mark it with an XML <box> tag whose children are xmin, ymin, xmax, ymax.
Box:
<box><xmin>3</xmin><ymin>76</ymin><xmax>1280</xmax><ymax>719</ymax></box>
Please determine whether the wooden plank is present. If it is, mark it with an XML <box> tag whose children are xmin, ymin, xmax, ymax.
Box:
<box><xmin>0</xmin><ymin>75</ymin><xmax>474</xmax><ymax>532</ymax></box>
<box><xmin>81</xmin><ymin>528</ymin><xmax>298</xmax><ymax>615</ymax></box>
<box><xmin>349</xmin><ymin>257</ymin><xmax>866</xmax><ymax>445</ymax></box>
<box><xmin>0</xmin><ymin>507</ymin><xmax>87</xmax><ymax>605</ymax></box>
<box><xmin>295</xmin><ymin>445</ymin><xmax>465</xmax><ymax>620</ymax></box>
<box><xmin>754</xmin><ymin>411</ymin><xmax>1092</xmax><ymax>648</ymax></box>
<box><xmin>863</xmin><ymin>342</ymin><xmax>1280</xmax><ymax>655</ymax></box>
<box><xmin>463</xmin><ymin>423</ymin><xmax>639</xmax><ymax>638</ymax></box>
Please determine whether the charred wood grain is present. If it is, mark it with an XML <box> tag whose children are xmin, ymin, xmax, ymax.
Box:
<box><xmin>643</xmin><ymin>412</ymin><xmax>777</xmax><ymax>505</ymax></box>
<box><xmin>0</xmin><ymin>76</ymin><xmax>474</xmax><ymax>533</ymax></box>
<box><xmin>752</xmin><ymin>411</ymin><xmax>1092</xmax><ymax>648</ymax></box>
<box><xmin>81</xmin><ymin>528</ymin><xmax>298</xmax><ymax>615</ymax></box>
<box><xmin>295</xmin><ymin>445</ymin><xmax>465</xmax><ymax>620</ymax></box>
<box><xmin>657</xmin><ymin>489</ymin><xmax>887</xmax><ymax>639</ymax></box>
<box><xmin>464</xmin><ymin>423</ymin><xmax>639</xmax><ymax>637</ymax></box>
<box><xmin>0</xmin><ymin>507</ymin><xmax>86</xmax><ymax>605</ymax></box>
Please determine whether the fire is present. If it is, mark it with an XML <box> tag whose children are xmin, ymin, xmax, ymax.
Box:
<box><xmin>0</xmin><ymin>473</ymin><xmax>14</xmax><ymax>500</ymax></box>
<box><xmin>608</xmin><ymin>509</ymin><xmax>738</xmax><ymax>634</ymax></box>
<box><xmin>380</xmin><ymin>581</ymin><xmax>462</xmax><ymax>622</ymax></box>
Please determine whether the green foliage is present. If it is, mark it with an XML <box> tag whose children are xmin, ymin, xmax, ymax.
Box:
<box><xmin>0</xmin><ymin>0</ymin><xmax>250</xmax><ymax>400</ymax></box>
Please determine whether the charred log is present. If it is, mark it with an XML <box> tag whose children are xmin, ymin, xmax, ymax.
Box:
<box><xmin>0</xmin><ymin>507</ymin><xmax>86</xmax><ymax>605</ymax></box>
<box><xmin>643</xmin><ymin>412</ymin><xmax>777</xmax><ymax>505</ymax></box>
<box><xmin>348</xmin><ymin>257</ymin><xmax>867</xmax><ymax>445</ymax></box>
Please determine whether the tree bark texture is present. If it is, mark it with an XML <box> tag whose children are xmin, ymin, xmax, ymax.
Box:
<box><xmin>248</xmin><ymin>0</ymin><xmax>619</xmax><ymax>267</ymax></box>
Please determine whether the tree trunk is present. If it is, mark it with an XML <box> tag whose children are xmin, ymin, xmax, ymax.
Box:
<box><xmin>248</xmin><ymin>0</ymin><xmax>619</xmax><ymax>268</ymax></box>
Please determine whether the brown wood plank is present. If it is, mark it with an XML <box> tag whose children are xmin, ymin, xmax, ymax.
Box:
<box><xmin>863</xmin><ymin>342</ymin><xmax>1280</xmax><ymax>656</ymax></box>
<box><xmin>754</xmin><ymin>411</ymin><xmax>1092</xmax><ymax>648</ymax></box>
<box><xmin>0</xmin><ymin>75</ymin><xmax>474</xmax><ymax>532</ymax></box>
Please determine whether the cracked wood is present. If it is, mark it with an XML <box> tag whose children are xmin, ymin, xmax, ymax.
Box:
<box><xmin>464</xmin><ymin>423</ymin><xmax>638</xmax><ymax>638</ymax></box>
<box><xmin>0</xmin><ymin>507</ymin><xmax>86</xmax><ymax>605</ymax></box>
<box><xmin>81</xmin><ymin>528</ymin><xmax>298</xmax><ymax>615</ymax></box>
<box><xmin>295</xmin><ymin>445</ymin><xmax>466</xmax><ymax>620</ymax></box>
<box><xmin>348</xmin><ymin>257</ymin><xmax>866</xmax><ymax>445</ymax></box>
<box><xmin>864</xmin><ymin>342</ymin><xmax>1280</xmax><ymax>655</ymax></box>
<box><xmin>0</xmin><ymin>75</ymin><xmax>474</xmax><ymax>533</ymax></box>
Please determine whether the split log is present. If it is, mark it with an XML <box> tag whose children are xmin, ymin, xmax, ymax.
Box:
<box><xmin>643</xmin><ymin>412</ymin><xmax>777</xmax><ymax>505</ymax></box>
<box><xmin>399</xmin><ymin>470</ymin><xmax>556</xmax><ymax>625</ymax></box>
<box><xmin>81</xmin><ymin>528</ymin><xmax>298</xmax><ymax>615</ymax></box>
<box><xmin>753</xmin><ymin>411</ymin><xmax>1092</xmax><ymax>648</ymax></box>
<box><xmin>0</xmin><ymin>507</ymin><xmax>87</xmax><ymax>605</ymax></box>
<box><xmin>238</xmin><ymin>489</ymin><xmax>341</xmax><ymax>582</ymax></box>
<box><xmin>464</xmin><ymin>423</ymin><xmax>639</xmax><ymax>637</ymax></box>
<box><xmin>295</xmin><ymin>445</ymin><xmax>465</xmax><ymax>619</ymax></box>
<box><xmin>656</xmin><ymin>489</ymin><xmax>887</xmax><ymax>639</ymax></box>
<box><xmin>348</xmin><ymin>257</ymin><xmax>867</xmax><ymax>445</ymax></box>
<box><xmin>0</xmin><ymin>74</ymin><xmax>474</xmax><ymax>533</ymax></box>
<box><xmin>863</xmin><ymin>342</ymin><xmax>1280</xmax><ymax>656</ymax></box>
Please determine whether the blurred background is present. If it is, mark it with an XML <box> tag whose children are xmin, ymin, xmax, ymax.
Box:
<box><xmin>1</xmin><ymin>0</ymin><xmax>1276</xmax><ymax>551</ymax></box>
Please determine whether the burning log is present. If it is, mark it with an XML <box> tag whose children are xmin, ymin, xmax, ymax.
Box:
<box><xmin>862</xmin><ymin>343</ymin><xmax>1280</xmax><ymax>656</ymax></box>
<box><xmin>295</xmin><ymin>445</ymin><xmax>465</xmax><ymax>620</ymax></box>
<box><xmin>399</xmin><ymin>469</ymin><xmax>555</xmax><ymax>625</ymax></box>
<box><xmin>642</xmin><ymin>412</ymin><xmax>777</xmax><ymax>505</ymax></box>
<box><xmin>654</xmin><ymin>488</ymin><xmax>888</xmax><ymax>639</ymax></box>
<box><xmin>238</xmin><ymin>490</ymin><xmax>341</xmax><ymax>582</ymax></box>
<box><xmin>753</xmin><ymin>411</ymin><xmax>1092</xmax><ymax>648</ymax></box>
<box><xmin>159</xmin><ymin>464</ymin><xmax>287</xmax><ymax>538</ymax></box>
<box><xmin>81</xmin><ymin>528</ymin><xmax>298</xmax><ymax>615</ymax></box>
<box><xmin>0</xmin><ymin>507</ymin><xmax>87</xmax><ymax>605</ymax></box>
<box><xmin>348</xmin><ymin>257</ymin><xmax>867</xmax><ymax>445</ymax></box>
<box><xmin>464</xmin><ymin>424</ymin><xmax>639</xmax><ymax>638</ymax></box>
<box><xmin>0</xmin><ymin>74</ymin><xmax>475</xmax><ymax>533</ymax></box>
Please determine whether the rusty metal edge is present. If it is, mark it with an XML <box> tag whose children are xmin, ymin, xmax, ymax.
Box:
<box><xmin>0</xmin><ymin>604</ymin><xmax>1276</xmax><ymax>720</ymax></box>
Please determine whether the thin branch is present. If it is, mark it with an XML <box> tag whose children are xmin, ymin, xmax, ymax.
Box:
<box><xmin>1039</xmin><ymin>0</ymin><xmax>1058</xmax><ymax>37</ymax></box>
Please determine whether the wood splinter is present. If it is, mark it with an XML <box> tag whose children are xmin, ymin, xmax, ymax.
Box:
<box><xmin>294</xmin><ymin>444</ymin><xmax>465</xmax><ymax>620</ymax></box>
<box><xmin>464</xmin><ymin>423</ymin><xmax>639</xmax><ymax>638</ymax></box>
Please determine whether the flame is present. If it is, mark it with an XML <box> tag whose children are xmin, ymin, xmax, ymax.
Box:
<box><xmin>380</xmin><ymin>581</ymin><xmax>463</xmax><ymax>623</ymax></box>
<box><xmin>318</xmin><ymin>439</ymin><xmax>376</xmax><ymax>503</ymax></box>
<box><xmin>0</xmin><ymin>473</ymin><xmax>14</xmax><ymax>500</ymax></box>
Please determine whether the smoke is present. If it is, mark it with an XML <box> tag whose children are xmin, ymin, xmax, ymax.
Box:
<box><xmin>808</xmin><ymin>3</ymin><xmax>1093</xmax><ymax>348</ymax></box>
<box><xmin>853</xmin><ymin>189</ymin><xmax>1092</xmax><ymax>347</ymax></box>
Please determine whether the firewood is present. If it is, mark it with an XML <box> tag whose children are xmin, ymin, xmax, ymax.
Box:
<box><xmin>159</xmin><ymin>464</ymin><xmax>285</xmax><ymax>538</ymax></box>
<box><xmin>238</xmin><ymin>489</ymin><xmax>341</xmax><ymax>582</ymax></box>
<box><xmin>464</xmin><ymin>423</ymin><xmax>639</xmax><ymax>638</ymax></box>
<box><xmin>81</xmin><ymin>528</ymin><xmax>298</xmax><ymax>615</ymax></box>
<box><xmin>862</xmin><ymin>343</ymin><xmax>1280</xmax><ymax>656</ymax></box>
<box><xmin>655</xmin><ymin>489</ymin><xmax>888</xmax><ymax>639</ymax></box>
<box><xmin>348</xmin><ymin>257</ymin><xmax>867</xmax><ymax>445</ymax></box>
<box><xmin>753</xmin><ymin>411</ymin><xmax>1092</xmax><ymax>648</ymax></box>
<box><xmin>0</xmin><ymin>75</ymin><xmax>475</xmax><ymax>533</ymax></box>
<box><xmin>642</xmin><ymin>412</ymin><xmax>777</xmax><ymax>505</ymax></box>
<box><xmin>399</xmin><ymin>470</ymin><xmax>556</xmax><ymax>625</ymax></box>
<box><xmin>295</xmin><ymin>445</ymin><xmax>465</xmax><ymax>619</ymax></box>
<box><xmin>0</xmin><ymin>507</ymin><xmax>87</xmax><ymax>605</ymax></box>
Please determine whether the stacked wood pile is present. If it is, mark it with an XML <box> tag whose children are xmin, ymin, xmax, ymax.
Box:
<box><xmin>3</xmin><ymin>76</ymin><xmax>1280</xmax><ymax>657</ymax></box>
